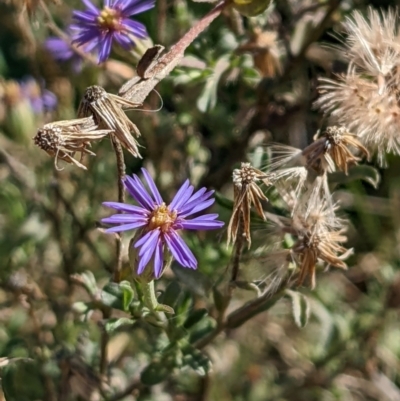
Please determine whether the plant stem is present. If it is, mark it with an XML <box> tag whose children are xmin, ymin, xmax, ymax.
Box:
<box><xmin>231</xmin><ymin>215</ymin><xmax>244</xmax><ymax>282</ymax></box>
<box><xmin>111</xmin><ymin>138</ymin><xmax>126</xmax><ymax>283</ymax></box>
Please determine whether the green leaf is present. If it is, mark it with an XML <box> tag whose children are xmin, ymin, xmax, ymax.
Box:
<box><xmin>228</xmin><ymin>290</ymin><xmax>285</xmax><ymax>328</ymax></box>
<box><xmin>100</xmin><ymin>281</ymin><xmax>135</xmax><ymax>311</ymax></box>
<box><xmin>181</xmin><ymin>344</ymin><xmax>211</xmax><ymax>376</ymax></box>
<box><xmin>158</xmin><ymin>281</ymin><xmax>183</xmax><ymax>311</ymax></box>
<box><xmin>72</xmin><ymin>301</ymin><xmax>92</xmax><ymax>315</ymax></box>
<box><xmin>329</xmin><ymin>165</ymin><xmax>380</xmax><ymax>189</ymax></box>
<box><xmin>104</xmin><ymin>318</ymin><xmax>135</xmax><ymax>334</ymax></box>
<box><xmin>188</xmin><ymin>317</ymin><xmax>217</xmax><ymax>344</ymax></box>
<box><xmin>119</xmin><ymin>281</ymin><xmax>135</xmax><ymax>311</ymax></box>
<box><xmin>2</xmin><ymin>359</ymin><xmax>44</xmax><ymax>401</ymax></box>
<box><xmin>213</xmin><ymin>286</ymin><xmax>230</xmax><ymax>314</ymax></box>
<box><xmin>197</xmin><ymin>56</ymin><xmax>230</xmax><ymax>112</ymax></box>
<box><xmin>71</xmin><ymin>271</ymin><xmax>98</xmax><ymax>296</ymax></box>
<box><xmin>141</xmin><ymin>362</ymin><xmax>171</xmax><ymax>385</ymax></box>
<box><xmin>183</xmin><ymin>308</ymin><xmax>208</xmax><ymax>330</ymax></box>
<box><xmin>286</xmin><ymin>290</ymin><xmax>310</xmax><ymax>328</ymax></box>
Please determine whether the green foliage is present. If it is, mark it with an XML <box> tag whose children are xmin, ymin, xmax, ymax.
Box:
<box><xmin>1</xmin><ymin>0</ymin><xmax>400</xmax><ymax>400</ymax></box>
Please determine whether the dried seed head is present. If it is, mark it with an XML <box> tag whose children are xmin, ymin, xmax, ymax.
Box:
<box><xmin>341</xmin><ymin>8</ymin><xmax>400</xmax><ymax>78</ymax></box>
<box><xmin>315</xmin><ymin>8</ymin><xmax>400</xmax><ymax>166</ymax></box>
<box><xmin>303</xmin><ymin>126</ymin><xmax>369</xmax><ymax>175</ymax></box>
<box><xmin>288</xmin><ymin>194</ymin><xmax>351</xmax><ymax>289</ymax></box>
<box><xmin>33</xmin><ymin>117</ymin><xmax>110</xmax><ymax>170</ymax></box>
<box><xmin>292</xmin><ymin>229</ymin><xmax>351</xmax><ymax>289</ymax></box>
<box><xmin>237</xmin><ymin>28</ymin><xmax>281</xmax><ymax>78</ymax></box>
<box><xmin>77</xmin><ymin>85</ymin><xmax>142</xmax><ymax>158</ymax></box>
<box><xmin>228</xmin><ymin>162</ymin><xmax>270</xmax><ymax>248</ymax></box>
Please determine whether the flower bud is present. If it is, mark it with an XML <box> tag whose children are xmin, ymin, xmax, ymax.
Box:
<box><xmin>231</xmin><ymin>0</ymin><xmax>271</xmax><ymax>17</ymax></box>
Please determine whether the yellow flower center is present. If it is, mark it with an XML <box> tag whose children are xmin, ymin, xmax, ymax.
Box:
<box><xmin>148</xmin><ymin>203</ymin><xmax>177</xmax><ymax>233</ymax></box>
<box><xmin>97</xmin><ymin>7</ymin><xmax>121</xmax><ymax>31</ymax></box>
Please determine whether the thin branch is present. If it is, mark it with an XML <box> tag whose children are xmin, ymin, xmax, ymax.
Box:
<box><xmin>231</xmin><ymin>216</ymin><xmax>244</xmax><ymax>282</ymax></box>
<box><xmin>194</xmin><ymin>280</ymin><xmax>289</xmax><ymax>349</ymax></box>
<box><xmin>118</xmin><ymin>0</ymin><xmax>228</xmax><ymax>104</ymax></box>
<box><xmin>111</xmin><ymin>137</ymin><xmax>126</xmax><ymax>282</ymax></box>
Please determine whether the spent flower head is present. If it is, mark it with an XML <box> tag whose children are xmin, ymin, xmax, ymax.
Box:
<box><xmin>237</xmin><ymin>28</ymin><xmax>282</xmax><ymax>78</ymax></box>
<box><xmin>101</xmin><ymin>169</ymin><xmax>224</xmax><ymax>278</ymax></box>
<box><xmin>228</xmin><ymin>163</ymin><xmax>270</xmax><ymax>248</ymax></box>
<box><xmin>71</xmin><ymin>0</ymin><xmax>155</xmax><ymax>63</ymax></box>
<box><xmin>340</xmin><ymin>7</ymin><xmax>399</xmax><ymax>78</ymax></box>
<box><xmin>34</xmin><ymin>117</ymin><xmax>111</xmax><ymax>170</ymax></box>
<box><xmin>303</xmin><ymin>126</ymin><xmax>369</xmax><ymax>175</ymax></box>
<box><xmin>316</xmin><ymin>8</ymin><xmax>400</xmax><ymax>166</ymax></box>
<box><xmin>77</xmin><ymin>85</ymin><xmax>142</xmax><ymax>158</ymax></box>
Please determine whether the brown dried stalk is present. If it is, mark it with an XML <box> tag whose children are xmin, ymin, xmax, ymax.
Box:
<box><xmin>228</xmin><ymin>163</ymin><xmax>271</xmax><ymax>248</ymax></box>
<box><xmin>33</xmin><ymin>118</ymin><xmax>111</xmax><ymax>170</ymax></box>
<box><xmin>292</xmin><ymin>229</ymin><xmax>351</xmax><ymax>289</ymax></box>
<box><xmin>118</xmin><ymin>1</ymin><xmax>227</xmax><ymax>104</ymax></box>
<box><xmin>303</xmin><ymin>126</ymin><xmax>369</xmax><ymax>175</ymax></box>
<box><xmin>237</xmin><ymin>28</ymin><xmax>282</xmax><ymax>78</ymax></box>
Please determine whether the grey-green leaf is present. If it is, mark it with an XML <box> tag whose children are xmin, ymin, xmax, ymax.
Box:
<box><xmin>104</xmin><ymin>317</ymin><xmax>135</xmax><ymax>334</ymax></box>
<box><xmin>286</xmin><ymin>290</ymin><xmax>310</xmax><ymax>328</ymax></box>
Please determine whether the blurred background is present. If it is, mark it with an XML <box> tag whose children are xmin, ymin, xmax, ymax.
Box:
<box><xmin>1</xmin><ymin>0</ymin><xmax>400</xmax><ymax>400</ymax></box>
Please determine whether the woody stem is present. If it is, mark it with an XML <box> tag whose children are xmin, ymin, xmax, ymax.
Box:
<box><xmin>231</xmin><ymin>215</ymin><xmax>244</xmax><ymax>282</ymax></box>
<box><xmin>111</xmin><ymin>137</ymin><xmax>126</xmax><ymax>282</ymax></box>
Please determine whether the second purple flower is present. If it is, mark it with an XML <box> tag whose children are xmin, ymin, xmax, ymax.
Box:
<box><xmin>71</xmin><ymin>0</ymin><xmax>155</xmax><ymax>63</ymax></box>
<box><xmin>102</xmin><ymin>169</ymin><xmax>224</xmax><ymax>278</ymax></box>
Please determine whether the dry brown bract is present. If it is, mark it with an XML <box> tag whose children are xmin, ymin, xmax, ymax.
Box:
<box><xmin>33</xmin><ymin>117</ymin><xmax>110</xmax><ymax>170</ymax></box>
<box><xmin>77</xmin><ymin>85</ymin><xmax>142</xmax><ymax>158</ymax></box>
<box><xmin>303</xmin><ymin>126</ymin><xmax>369</xmax><ymax>175</ymax></box>
<box><xmin>228</xmin><ymin>162</ymin><xmax>271</xmax><ymax>248</ymax></box>
<box><xmin>237</xmin><ymin>28</ymin><xmax>281</xmax><ymax>78</ymax></box>
<box><xmin>292</xmin><ymin>229</ymin><xmax>351</xmax><ymax>289</ymax></box>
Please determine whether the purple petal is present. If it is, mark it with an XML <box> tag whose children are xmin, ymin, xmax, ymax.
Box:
<box><xmin>179</xmin><ymin>198</ymin><xmax>215</xmax><ymax>218</ymax></box>
<box><xmin>123</xmin><ymin>175</ymin><xmax>153</xmax><ymax>210</ymax></box>
<box><xmin>194</xmin><ymin>213</ymin><xmax>220</xmax><ymax>220</ymax></box>
<box><xmin>72</xmin><ymin>30</ymin><xmax>100</xmax><ymax>47</ymax></box>
<box><xmin>153</xmin><ymin>238</ymin><xmax>164</xmax><ymax>278</ymax></box>
<box><xmin>98</xmin><ymin>34</ymin><xmax>113</xmax><ymax>62</ymax></box>
<box><xmin>42</xmin><ymin>90</ymin><xmax>57</xmax><ymax>111</ymax></box>
<box><xmin>73</xmin><ymin>10</ymin><xmax>100</xmax><ymax>23</ymax></box>
<box><xmin>45</xmin><ymin>38</ymin><xmax>74</xmax><ymax>60</ymax></box>
<box><xmin>104</xmin><ymin>221</ymin><xmax>146</xmax><ymax>232</ymax></box>
<box><xmin>179</xmin><ymin>189</ymin><xmax>214</xmax><ymax>214</ymax></box>
<box><xmin>136</xmin><ymin>229</ymin><xmax>160</xmax><ymax>274</ymax></box>
<box><xmin>164</xmin><ymin>231</ymin><xmax>197</xmax><ymax>268</ymax></box>
<box><xmin>82</xmin><ymin>0</ymin><xmax>100</xmax><ymax>12</ymax></box>
<box><xmin>122</xmin><ymin>19</ymin><xmax>148</xmax><ymax>38</ymax></box>
<box><xmin>179</xmin><ymin>216</ymin><xmax>224</xmax><ymax>230</ymax></box>
<box><xmin>141</xmin><ymin>168</ymin><xmax>163</xmax><ymax>204</ymax></box>
<box><xmin>120</xmin><ymin>0</ymin><xmax>155</xmax><ymax>16</ymax></box>
<box><xmin>102</xmin><ymin>201</ymin><xmax>148</xmax><ymax>215</ymax></box>
<box><xmin>134</xmin><ymin>229</ymin><xmax>155</xmax><ymax>248</ymax></box>
<box><xmin>101</xmin><ymin>214</ymin><xmax>148</xmax><ymax>223</ymax></box>
<box><xmin>138</xmin><ymin>229</ymin><xmax>160</xmax><ymax>257</ymax></box>
<box><xmin>114</xmin><ymin>32</ymin><xmax>135</xmax><ymax>49</ymax></box>
<box><xmin>169</xmin><ymin>180</ymin><xmax>194</xmax><ymax>211</ymax></box>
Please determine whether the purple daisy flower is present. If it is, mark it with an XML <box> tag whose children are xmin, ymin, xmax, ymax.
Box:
<box><xmin>20</xmin><ymin>78</ymin><xmax>57</xmax><ymax>114</ymax></box>
<box><xmin>102</xmin><ymin>169</ymin><xmax>224</xmax><ymax>278</ymax></box>
<box><xmin>45</xmin><ymin>36</ymin><xmax>84</xmax><ymax>73</ymax></box>
<box><xmin>71</xmin><ymin>0</ymin><xmax>155</xmax><ymax>63</ymax></box>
